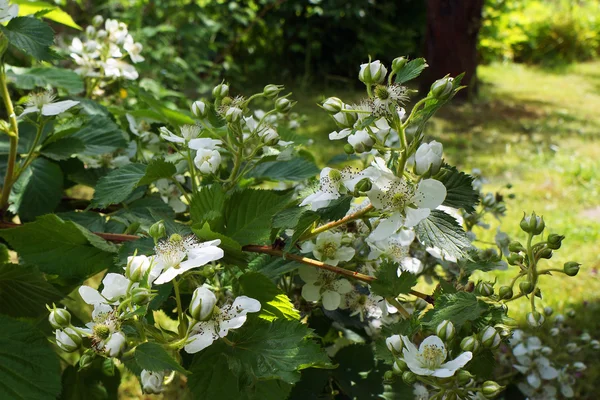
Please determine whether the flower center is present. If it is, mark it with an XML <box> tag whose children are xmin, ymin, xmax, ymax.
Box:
<box><xmin>374</xmin><ymin>85</ymin><xmax>390</xmax><ymax>100</ymax></box>
<box><xmin>94</xmin><ymin>324</ymin><xmax>111</xmax><ymax>340</ymax></box>
<box><xmin>320</xmin><ymin>242</ymin><xmax>338</xmax><ymax>259</ymax></box>
<box><xmin>420</xmin><ymin>344</ymin><xmax>445</xmax><ymax>369</ymax></box>
<box><xmin>27</xmin><ymin>92</ymin><xmax>56</xmax><ymax>108</ymax></box>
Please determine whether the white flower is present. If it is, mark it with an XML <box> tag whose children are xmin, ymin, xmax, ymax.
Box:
<box><xmin>79</xmin><ymin>273</ymin><xmax>130</xmax><ymax>318</ymax></box>
<box><xmin>512</xmin><ymin>336</ymin><xmax>542</xmax><ymax>357</ymax></box>
<box><xmin>194</xmin><ymin>148</ymin><xmax>221</xmax><ymax>174</ymax></box>
<box><xmin>413</xmin><ymin>383</ymin><xmax>429</xmax><ymax>400</ymax></box>
<box><xmin>0</xmin><ymin>0</ymin><xmax>18</xmax><ymax>23</ymax></box>
<box><xmin>125</xmin><ymin>254</ymin><xmax>163</xmax><ymax>283</ymax></box>
<box><xmin>414</xmin><ymin>141</ymin><xmax>443</xmax><ymax>175</ymax></box>
<box><xmin>153</xmin><ymin>236</ymin><xmax>224</xmax><ymax>285</ymax></box>
<box><xmin>401</xmin><ymin>335</ymin><xmax>472</xmax><ymax>377</ymax></box>
<box><xmin>386</xmin><ymin>334</ymin><xmax>403</xmax><ymax>353</ymax></box>
<box><xmin>367</xmin><ymin>229</ymin><xmax>415</xmax><ymax>263</ymax></box>
<box><xmin>513</xmin><ymin>355</ymin><xmax>559</xmax><ymax>389</ymax></box>
<box><xmin>188</xmin><ymin>137</ymin><xmax>222</xmax><ymax>150</ymax></box>
<box><xmin>371</xmin><ymin>85</ymin><xmax>408</xmax><ymax>116</ymax></box>
<box><xmin>557</xmin><ymin>368</ymin><xmax>575</xmax><ymax>398</ymax></box>
<box><xmin>105</xmin><ymin>19</ymin><xmax>129</xmax><ymax>44</ymax></box>
<box><xmin>104</xmin><ymin>331</ymin><xmax>127</xmax><ymax>356</ymax></box>
<box><xmin>103</xmin><ymin>58</ymin><xmax>138</xmax><ymax>80</ymax></box>
<box><xmin>300</xmin><ymin>231</ymin><xmax>355</xmax><ymax>266</ymax></box>
<box><xmin>159</xmin><ymin>125</ymin><xmax>201</xmax><ymax>144</ymax></box>
<box><xmin>298</xmin><ymin>266</ymin><xmax>353</xmax><ymax>310</ymax></box>
<box><xmin>299</xmin><ymin>167</ymin><xmax>363</xmax><ymax>211</ymax></box>
<box><xmin>347</xmin><ymin>129</ymin><xmax>374</xmax><ymax>152</ymax></box>
<box><xmin>20</xmin><ymin>92</ymin><xmax>79</xmax><ymax>118</ymax></box>
<box><xmin>155</xmin><ymin>178</ymin><xmax>187</xmax><ymax>213</ymax></box>
<box><xmin>225</xmin><ymin>106</ymin><xmax>242</xmax><ymax>122</ymax></box>
<box><xmin>331</xmin><ymin>105</ymin><xmax>356</xmax><ymax>128</ymax></box>
<box><xmin>517</xmin><ymin>382</ymin><xmax>557</xmax><ymax>400</ymax></box>
<box><xmin>358</xmin><ymin>60</ymin><xmax>387</xmax><ymax>84</ymax></box>
<box><xmin>123</xmin><ymin>35</ymin><xmax>144</xmax><ymax>63</ymax></box>
<box><xmin>141</xmin><ymin>370</ymin><xmax>164</xmax><ymax>394</ymax></box>
<box><xmin>55</xmin><ymin>328</ymin><xmax>81</xmax><ymax>352</ymax></box>
<box><xmin>184</xmin><ymin>295</ymin><xmax>261</xmax><ymax>354</ymax></box>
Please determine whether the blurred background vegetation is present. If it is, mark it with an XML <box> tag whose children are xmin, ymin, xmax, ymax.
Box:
<box><xmin>35</xmin><ymin>0</ymin><xmax>600</xmax><ymax>396</ymax></box>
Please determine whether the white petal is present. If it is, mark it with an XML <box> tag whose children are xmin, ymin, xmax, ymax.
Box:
<box><xmin>79</xmin><ymin>286</ymin><xmax>104</xmax><ymax>305</ymax></box>
<box><xmin>321</xmin><ymin>290</ymin><xmax>341</xmax><ymax>310</ymax></box>
<box><xmin>41</xmin><ymin>100</ymin><xmax>79</xmax><ymax>116</ymax></box>
<box><xmin>184</xmin><ymin>324</ymin><xmax>217</xmax><ymax>353</ymax></box>
<box><xmin>400</xmin><ymin>257</ymin><xmax>423</xmax><ymax>274</ymax></box>
<box><xmin>413</xmin><ymin>179</ymin><xmax>446</xmax><ymax>209</ymax></box>
<box><xmin>301</xmin><ymin>283</ymin><xmax>321</xmax><ymax>302</ymax></box>
<box><xmin>101</xmin><ymin>273</ymin><xmax>130</xmax><ymax>300</ymax></box>
<box><xmin>188</xmin><ymin>138</ymin><xmax>222</xmax><ymax>150</ymax></box>
<box><xmin>527</xmin><ymin>372</ymin><xmax>542</xmax><ymax>389</ymax></box>
<box><xmin>299</xmin><ymin>241</ymin><xmax>315</xmax><ymax>254</ymax></box>
<box><xmin>329</xmin><ymin>128</ymin><xmax>352</xmax><ymax>140</ymax></box>
<box><xmin>335</xmin><ymin>246</ymin><xmax>355</xmax><ymax>262</ymax></box>
<box><xmin>91</xmin><ymin>303</ymin><xmax>113</xmax><ymax>320</ymax></box>
<box><xmin>369</xmin><ymin>213</ymin><xmax>403</xmax><ymax>241</ymax></box>
<box><xmin>408</xmin><ymin>365</ymin><xmax>436</xmax><ymax>376</ymax></box>
<box><xmin>396</xmin><ymin>229</ymin><xmax>415</xmax><ymax>246</ymax></box>
<box><xmin>538</xmin><ymin>364</ymin><xmax>558</xmax><ymax>380</ymax></box>
<box><xmin>404</xmin><ymin>207</ymin><xmax>430</xmax><ymax>227</ymax></box>
<box><xmin>332</xmin><ymin>279</ymin><xmax>353</xmax><ymax>294</ymax></box>
<box><xmin>298</xmin><ymin>266</ymin><xmax>319</xmax><ymax>284</ymax></box>
<box><xmin>561</xmin><ymin>383</ymin><xmax>574</xmax><ymax>398</ymax></box>
<box><xmin>219</xmin><ymin>315</ymin><xmax>247</xmax><ymax>336</ymax></box>
<box><xmin>153</xmin><ymin>267</ymin><xmax>181</xmax><ymax>285</ymax></box>
<box><xmin>438</xmin><ymin>351</ymin><xmax>473</xmax><ymax>373</ymax></box>
<box><xmin>512</xmin><ymin>343</ymin><xmax>528</xmax><ymax>357</ymax></box>
<box><xmin>231</xmin><ymin>296</ymin><xmax>262</xmax><ymax>314</ymax></box>
<box><xmin>181</xmin><ymin>246</ymin><xmax>224</xmax><ymax>269</ymax></box>
<box><xmin>419</xmin><ymin>336</ymin><xmax>447</xmax><ymax>357</ymax></box>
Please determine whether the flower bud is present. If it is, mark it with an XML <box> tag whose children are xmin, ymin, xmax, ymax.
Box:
<box><xmin>79</xmin><ymin>353</ymin><xmax>94</xmax><ymax>369</ymax></box>
<box><xmin>543</xmin><ymin>306</ymin><xmax>554</xmax><ymax>317</ymax></box>
<box><xmin>386</xmin><ymin>334</ymin><xmax>403</xmax><ymax>354</ymax></box>
<box><xmin>141</xmin><ymin>370</ymin><xmax>165</xmax><ymax>394</ymax></box>
<box><xmin>457</xmin><ymin>370</ymin><xmax>474</xmax><ymax>385</ymax></box>
<box><xmin>481</xmin><ymin>193</ymin><xmax>496</xmax><ymax>207</ymax></box>
<box><xmin>393</xmin><ymin>359</ymin><xmax>407</xmax><ymax>374</ymax></box>
<box><xmin>333</xmin><ymin>106</ymin><xmax>357</xmax><ymax>128</ymax></box>
<box><xmin>498</xmin><ymin>286</ymin><xmax>513</xmax><ymax>300</ymax></box>
<box><xmin>359</xmin><ymin>60</ymin><xmax>388</xmax><ymax>85</ymax></box>
<box><xmin>566</xmin><ymin>309</ymin><xmax>576</xmax><ymax>318</ymax></box>
<box><xmin>550</xmin><ymin>327</ymin><xmax>560</xmax><ymax>336</ymax></box>
<box><xmin>573</xmin><ymin>362</ymin><xmax>586</xmax><ymax>372</ymax></box>
<box><xmin>92</xmin><ymin>15</ymin><xmax>104</xmax><ymax>27</ymax></box>
<box><xmin>343</xmin><ymin>143</ymin><xmax>355</xmax><ymax>154</ymax></box>
<box><xmin>263</xmin><ymin>84</ymin><xmax>283</xmax><ymax>99</ymax></box>
<box><xmin>430</xmin><ymin>77</ymin><xmax>454</xmax><ymax>100</ymax></box>
<box><xmin>191</xmin><ymin>100</ymin><xmax>208</xmax><ymax>119</ymax></box>
<box><xmin>148</xmin><ymin>220</ymin><xmax>166</xmax><ymax>242</ymax></box>
<box><xmin>566</xmin><ymin>342</ymin><xmax>579</xmax><ymax>354</ymax></box>
<box><xmin>384</xmin><ymin>370</ymin><xmax>395</xmax><ymax>381</ymax></box>
<box><xmin>546</xmin><ymin>233</ymin><xmax>565</xmax><ymax>250</ymax></box>
<box><xmin>520</xmin><ymin>212</ymin><xmax>545</xmax><ymax>235</ymax></box>
<box><xmin>563</xmin><ymin>261</ymin><xmax>580</xmax><ymax>277</ymax></box>
<box><xmin>508</xmin><ymin>241</ymin><xmax>525</xmax><ymax>253</ymax></box>
<box><xmin>275</xmin><ymin>97</ymin><xmax>294</xmax><ymax>114</ymax></box>
<box><xmin>322</xmin><ymin>97</ymin><xmax>344</xmax><ymax>113</ymax></box>
<box><xmin>527</xmin><ymin>311</ymin><xmax>545</xmax><ymax>328</ymax></box>
<box><xmin>538</xmin><ymin>247</ymin><xmax>553</xmax><ymax>259</ymax></box>
<box><xmin>348</xmin><ymin>129</ymin><xmax>374</xmax><ymax>153</ymax></box>
<box><xmin>590</xmin><ymin>339</ymin><xmax>600</xmax><ymax>350</ymax></box>
<box><xmin>554</xmin><ymin>314</ymin><xmax>565</xmax><ymax>323</ymax></box>
<box><xmin>353</xmin><ymin>178</ymin><xmax>372</xmax><ymax>195</ymax></box>
<box><xmin>225</xmin><ymin>106</ymin><xmax>242</xmax><ymax>123</ymax></box>
<box><xmin>579</xmin><ymin>332</ymin><xmax>591</xmax><ymax>342</ymax></box>
<box><xmin>507</xmin><ymin>253</ymin><xmax>523</xmax><ymax>266</ymax></box>
<box><xmin>519</xmin><ymin>281</ymin><xmax>534</xmax><ymax>295</ymax></box>
<box><xmin>480</xmin><ymin>326</ymin><xmax>501</xmax><ymax>349</ymax></box>
<box><xmin>126</xmin><ymin>255</ymin><xmax>153</xmax><ymax>282</ymax></box>
<box><xmin>436</xmin><ymin>320</ymin><xmax>456</xmax><ymax>342</ymax></box>
<box><xmin>56</xmin><ymin>327</ymin><xmax>82</xmax><ymax>352</ymax></box>
<box><xmin>212</xmin><ymin>83</ymin><xmax>229</xmax><ymax>99</ymax></box>
<box><xmin>541</xmin><ymin>346</ymin><xmax>553</xmax><ymax>356</ymax></box>
<box><xmin>482</xmin><ymin>381</ymin><xmax>503</xmax><ymax>398</ymax></box>
<box><xmin>476</xmin><ymin>280</ymin><xmax>494</xmax><ymax>297</ymax></box>
<box><xmin>105</xmin><ymin>332</ymin><xmax>127</xmax><ymax>357</ymax></box>
<box><xmin>460</xmin><ymin>336</ymin><xmax>480</xmax><ymax>353</ymax></box>
<box><xmin>401</xmin><ymin>371</ymin><xmax>416</xmax><ymax>385</ymax></box>
<box><xmin>391</xmin><ymin>57</ymin><xmax>408</xmax><ymax>74</ymax></box>
<box><xmin>190</xmin><ymin>287</ymin><xmax>217</xmax><ymax>321</ymax></box>
<box><xmin>414</xmin><ymin>141</ymin><xmax>443</xmax><ymax>176</ymax></box>
<box><xmin>49</xmin><ymin>306</ymin><xmax>71</xmax><ymax>330</ymax></box>
<box><xmin>131</xmin><ymin>287</ymin><xmax>153</xmax><ymax>305</ymax></box>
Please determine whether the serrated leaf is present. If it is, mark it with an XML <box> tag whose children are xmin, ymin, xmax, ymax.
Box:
<box><xmin>394</xmin><ymin>58</ymin><xmax>428</xmax><ymax>84</ymax></box>
<box><xmin>91</xmin><ymin>163</ymin><xmax>147</xmax><ymax>208</ymax></box>
<box><xmin>436</xmin><ymin>166</ymin><xmax>479</xmax><ymax>213</ymax></box>
<box><xmin>316</xmin><ymin>195</ymin><xmax>352</xmax><ymax>221</ymax></box>
<box><xmin>283</xmin><ymin>210</ymin><xmax>319</xmax><ymax>251</ymax></box>
<box><xmin>136</xmin><ymin>89</ymin><xmax>195</xmax><ymax>126</ymax></box>
<box><xmin>192</xmin><ymin>223</ymin><xmax>246</xmax><ymax>266</ymax></box>
<box><xmin>415</xmin><ymin>209</ymin><xmax>471</xmax><ymax>259</ymax></box>
<box><xmin>0</xmin><ymin>264</ymin><xmax>63</xmax><ymax>318</ymax></box>
<box><xmin>138</xmin><ymin>158</ymin><xmax>176</xmax><ymax>186</ymax></box>
<box><xmin>0</xmin><ymin>214</ymin><xmax>117</xmax><ymax>280</ymax></box>
<box><xmin>7</xmin><ymin>66</ymin><xmax>84</xmax><ymax>94</ymax></box>
<box><xmin>57</xmin><ymin>211</ymin><xmax>106</xmax><ymax>232</ymax></box>
<box><xmin>189</xmin><ymin>184</ymin><xmax>225</xmax><ymax>230</ymax></box>
<box><xmin>248</xmin><ymin>157</ymin><xmax>319</xmax><ymax>181</ymax></box>
<box><xmin>224</xmin><ymin>189</ymin><xmax>292</xmax><ymax>246</ymax></box>
<box><xmin>72</xmin><ymin>115</ymin><xmax>128</xmax><ymax>156</ymax></box>
<box><xmin>247</xmin><ymin>254</ymin><xmax>302</xmax><ymax>279</ymax></box>
<box><xmin>460</xmin><ymin>249</ymin><xmax>508</xmax><ymax>273</ymax></box>
<box><xmin>239</xmin><ymin>272</ymin><xmax>299</xmax><ymax>321</ymax></box>
<box><xmin>0</xmin><ymin>17</ymin><xmax>55</xmax><ymax>61</ymax></box>
<box><xmin>134</xmin><ymin>342</ymin><xmax>187</xmax><ymax>374</ymax></box>
<box><xmin>15</xmin><ymin>1</ymin><xmax>82</xmax><ymax>29</ymax></box>
<box><xmin>60</xmin><ymin>363</ymin><xmax>121</xmax><ymax>400</ymax></box>
<box><xmin>422</xmin><ymin>292</ymin><xmax>490</xmax><ymax>329</ymax></box>
<box><xmin>9</xmin><ymin>157</ymin><xmax>63</xmax><ymax>222</ymax></box>
<box><xmin>370</xmin><ymin>261</ymin><xmax>417</xmax><ymax>298</ymax></box>
<box><xmin>0</xmin><ymin>315</ymin><xmax>61</xmax><ymax>400</ymax></box>
<box><xmin>40</xmin><ymin>137</ymin><xmax>85</xmax><ymax>160</ymax></box>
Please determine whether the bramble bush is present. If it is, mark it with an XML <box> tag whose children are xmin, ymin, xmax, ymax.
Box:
<box><xmin>0</xmin><ymin>4</ymin><xmax>595</xmax><ymax>400</ymax></box>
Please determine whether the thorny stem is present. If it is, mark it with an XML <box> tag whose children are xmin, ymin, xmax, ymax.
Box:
<box><xmin>300</xmin><ymin>204</ymin><xmax>374</xmax><ymax>241</ymax></box>
<box><xmin>0</xmin><ymin>65</ymin><xmax>19</xmax><ymax>213</ymax></box>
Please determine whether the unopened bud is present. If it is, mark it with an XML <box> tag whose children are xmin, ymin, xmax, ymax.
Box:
<box><xmin>507</xmin><ymin>253</ymin><xmax>523</xmax><ymax>266</ymax></box>
<box><xmin>393</xmin><ymin>359</ymin><xmax>407</xmax><ymax>374</ymax></box>
<box><xmin>543</xmin><ymin>306</ymin><xmax>554</xmax><ymax>316</ymax></box>
<box><xmin>481</xmin><ymin>193</ymin><xmax>496</xmax><ymax>207</ymax></box>
<box><xmin>430</xmin><ymin>77</ymin><xmax>454</xmax><ymax>100</ymax></box>
<box><xmin>547</xmin><ymin>233</ymin><xmax>565</xmax><ymax>250</ymax></box>
<box><xmin>212</xmin><ymin>83</ymin><xmax>229</xmax><ymax>99</ymax></box>
<box><xmin>564</xmin><ymin>262</ymin><xmax>580</xmax><ymax>277</ymax></box>
<box><xmin>480</xmin><ymin>326</ymin><xmax>501</xmax><ymax>349</ymax></box>
<box><xmin>391</xmin><ymin>57</ymin><xmax>408</xmax><ymax>74</ymax></box>
<box><xmin>541</xmin><ymin>346</ymin><xmax>553</xmax><ymax>356</ymax></box>
<box><xmin>566</xmin><ymin>342</ymin><xmax>579</xmax><ymax>354</ymax></box>
<box><xmin>482</xmin><ymin>381</ymin><xmax>503</xmax><ymax>398</ymax></box>
<box><xmin>590</xmin><ymin>339</ymin><xmax>600</xmax><ymax>350</ymax></box>
<box><xmin>498</xmin><ymin>286</ymin><xmax>513</xmax><ymax>300</ymax></box>
<box><xmin>131</xmin><ymin>287</ymin><xmax>152</xmax><ymax>305</ymax></box>
<box><xmin>527</xmin><ymin>311</ymin><xmax>545</xmax><ymax>327</ymax></box>
<box><xmin>225</xmin><ymin>107</ymin><xmax>242</xmax><ymax>123</ymax></box>
<box><xmin>148</xmin><ymin>220</ymin><xmax>166</xmax><ymax>242</ymax></box>
<box><xmin>550</xmin><ymin>327</ymin><xmax>560</xmax><ymax>336</ymax></box>
<box><xmin>508</xmin><ymin>241</ymin><xmax>525</xmax><ymax>253</ymax></box>
<box><xmin>344</xmin><ymin>143</ymin><xmax>355</xmax><ymax>154</ymax></box>
<box><xmin>538</xmin><ymin>247</ymin><xmax>553</xmax><ymax>259</ymax></box>
<box><xmin>383</xmin><ymin>370</ymin><xmax>395</xmax><ymax>381</ymax></box>
<box><xmin>386</xmin><ymin>335</ymin><xmax>403</xmax><ymax>354</ymax></box>
<box><xmin>79</xmin><ymin>353</ymin><xmax>94</xmax><ymax>370</ymax></box>
<box><xmin>263</xmin><ymin>84</ymin><xmax>283</xmax><ymax>99</ymax></box>
<box><xmin>520</xmin><ymin>212</ymin><xmax>545</xmax><ymax>235</ymax></box>
<box><xmin>476</xmin><ymin>280</ymin><xmax>494</xmax><ymax>297</ymax></box>
<box><xmin>460</xmin><ymin>336</ymin><xmax>480</xmax><ymax>353</ymax></box>
<box><xmin>353</xmin><ymin>178</ymin><xmax>372</xmax><ymax>194</ymax></box>
<box><xmin>49</xmin><ymin>306</ymin><xmax>71</xmax><ymax>329</ymax></box>
<box><xmin>436</xmin><ymin>320</ymin><xmax>456</xmax><ymax>342</ymax></box>
<box><xmin>191</xmin><ymin>100</ymin><xmax>208</xmax><ymax>119</ymax></box>
<box><xmin>322</xmin><ymin>97</ymin><xmax>344</xmax><ymax>113</ymax></box>
<box><xmin>401</xmin><ymin>371</ymin><xmax>416</xmax><ymax>385</ymax></box>
<box><xmin>190</xmin><ymin>287</ymin><xmax>217</xmax><ymax>321</ymax></box>
<box><xmin>359</xmin><ymin>60</ymin><xmax>387</xmax><ymax>85</ymax></box>
<box><xmin>275</xmin><ymin>97</ymin><xmax>294</xmax><ymax>114</ymax></box>
<box><xmin>519</xmin><ymin>281</ymin><xmax>534</xmax><ymax>295</ymax></box>
<box><xmin>457</xmin><ymin>370</ymin><xmax>474</xmax><ymax>385</ymax></box>
<box><xmin>573</xmin><ymin>362</ymin><xmax>586</xmax><ymax>372</ymax></box>
<box><xmin>56</xmin><ymin>327</ymin><xmax>82</xmax><ymax>352</ymax></box>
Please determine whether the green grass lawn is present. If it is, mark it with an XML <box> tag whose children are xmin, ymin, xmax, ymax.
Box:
<box><xmin>293</xmin><ymin>61</ymin><xmax>600</xmax><ymax>321</ymax></box>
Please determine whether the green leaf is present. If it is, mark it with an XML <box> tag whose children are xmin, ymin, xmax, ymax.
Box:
<box><xmin>15</xmin><ymin>1</ymin><xmax>82</xmax><ymax>29</ymax></box>
<box><xmin>60</xmin><ymin>361</ymin><xmax>121</xmax><ymax>400</ymax></box>
<box><xmin>394</xmin><ymin>58</ymin><xmax>428</xmax><ymax>84</ymax></box>
<box><xmin>460</xmin><ymin>249</ymin><xmax>508</xmax><ymax>273</ymax></box>
<box><xmin>422</xmin><ymin>292</ymin><xmax>490</xmax><ymax>329</ymax></box>
<box><xmin>138</xmin><ymin>158</ymin><xmax>176</xmax><ymax>186</ymax></box>
<box><xmin>9</xmin><ymin>157</ymin><xmax>63</xmax><ymax>222</ymax></box>
<box><xmin>57</xmin><ymin>211</ymin><xmax>106</xmax><ymax>232</ymax></box>
<box><xmin>0</xmin><ymin>315</ymin><xmax>61</xmax><ymax>400</ymax></box>
<box><xmin>134</xmin><ymin>342</ymin><xmax>187</xmax><ymax>374</ymax></box>
<box><xmin>224</xmin><ymin>189</ymin><xmax>292</xmax><ymax>246</ymax></box>
<box><xmin>436</xmin><ymin>166</ymin><xmax>479</xmax><ymax>213</ymax></box>
<box><xmin>239</xmin><ymin>272</ymin><xmax>299</xmax><ymax>321</ymax></box>
<box><xmin>91</xmin><ymin>163</ymin><xmax>147</xmax><ymax>208</ymax></box>
<box><xmin>189</xmin><ymin>184</ymin><xmax>226</xmax><ymax>230</ymax></box>
<box><xmin>316</xmin><ymin>195</ymin><xmax>352</xmax><ymax>221</ymax></box>
<box><xmin>0</xmin><ymin>264</ymin><xmax>63</xmax><ymax>318</ymax></box>
<box><xmin>415</xmin><ymin>209</ymin><xmax>472</xmax><ymax>260</ymax></box>
<box><xmin>41</xmin><ymin>137</ymin><xmax>85</xmax><ymax>161</ymax></box>
<box><xmin>192</xmin><ymin>223</ymin><xmax>246</xmax><ymax>266</ymax></box>
<box><xmin>0</xmin><ymin>214</ymin><xmax>117</xmax><ymax>280</ymax></box>
<box><xmin>370</xmin><ymin>261</ymin><xmax>417</xmax><ymax>298</ymax></box>
<box><xmin>272</xmin><ymin>206</ymin><xmax>308</xmax><ymax>230</ymax></box>
<box><xmin>248</xmin><ymin>158</ymin><xmax>320</xmax><ymax>181</ymax></box>
<box><xmin>188</xmin><ymin>352</ymin><xmax>242</xmax><ymax>399</ymax></box>
<box><xmin>136</xmin><ymin>89</ymin><xmax>195</xmax><ymax>126</ymax></box>
<box><xmin>0</xmin><ymin>17</ymin><xmax>55</xmax><ymax>61</ymax></box>
<box><xmin>72</xmin><ymin>115</ymin><xmax>128</xmax><ymax>156</ymax></box>
<box><xmin>6</xmin><ymin>66</ymin><xmax>84</xmax><ymax>94</ymax></box>
<box><xmin>283</xmin><ymin>211</ymin><xmax>320</xmax><ymax>251</ymax></box>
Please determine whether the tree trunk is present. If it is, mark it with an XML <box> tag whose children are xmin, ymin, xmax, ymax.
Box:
<box><xmin>420</xmin><ymin>0</ymin><xmax>484</xmax><ymax>100</ymax></box>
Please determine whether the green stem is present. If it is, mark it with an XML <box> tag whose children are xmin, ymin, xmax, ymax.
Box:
<box><xmin>14</xmin><ymin>119</ymin><xmax>45</xmax><ymax>182</ymax></box>
<box><xmin>401</xmin><ymin>98</ymin><xmax>428</xmax><ymax>129</ymax></box>
<box><xmin>0</xmin><ymin>66</ymin><xmax>19</xmax><ymax>213</ymax></box>
<box><xmin>385</xmin><ymin>296</ymin><xmax>411</xmax><ymax>319</ymax></box>
<box><xmin>300</xmin><ymin>204</ymin><xmax>374</xmax><ymax>241</ymax></box>
<box><xmin>170</xmin><ymin>177</ymin><xmax>191</xmax><ymax>205</ymax></box>
<box><xmin>173</xmin><ymin>278</ymin><xmax>184</xmax><ymax>328</ymax></box>
<box><xmin>186</xmin><ymin>148</ymin><xmax>198</xmax><ymax>193</ymax></box>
